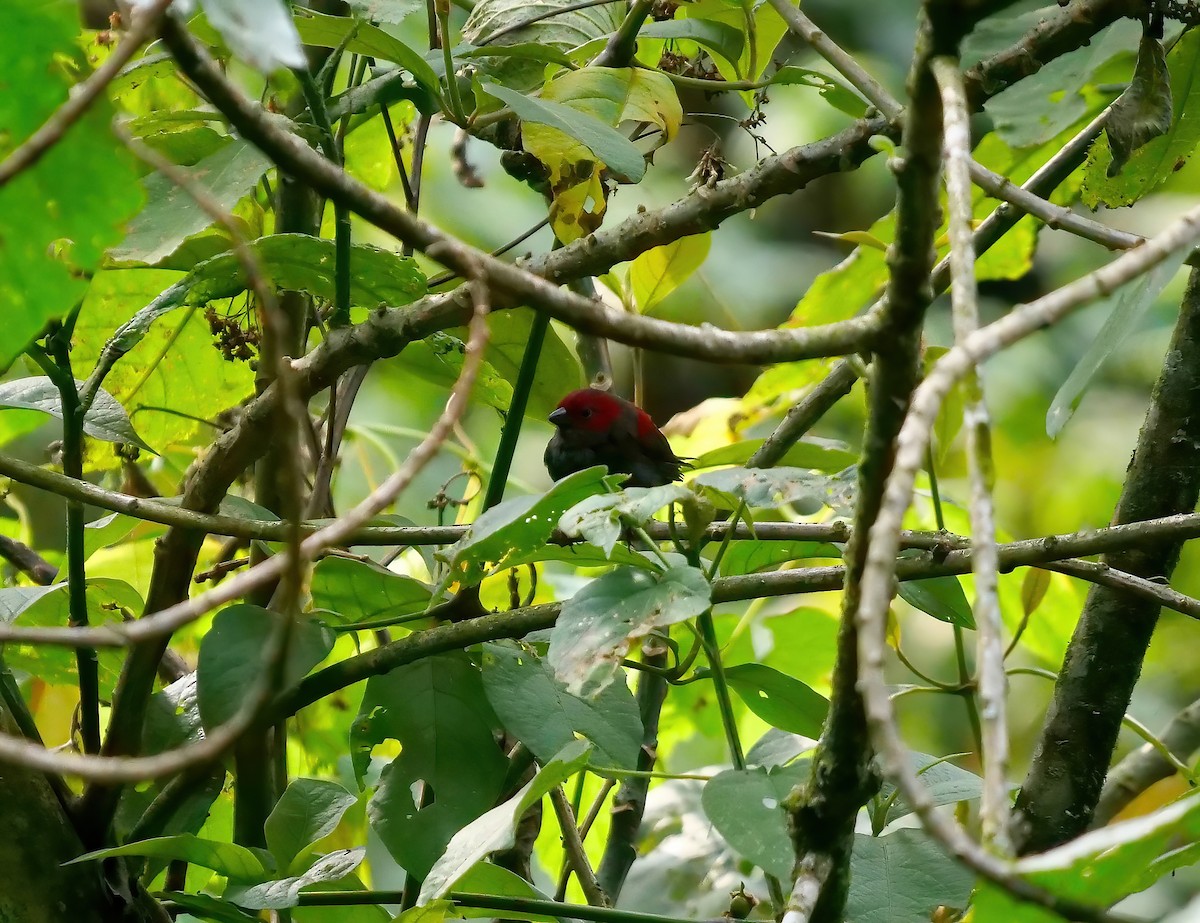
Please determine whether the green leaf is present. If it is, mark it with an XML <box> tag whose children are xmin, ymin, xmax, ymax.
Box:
<box><xmin>1</xmin><ymin>578</ymin><xmax>142</xmax><ymax>698</ymax></box>
<box><xmin>639</xmin><ymin>19</ymin><xmax>744</xmax><ymax>69</ymax></box>
<box><xmin>482</xmin><ymin>641</ymin><xmax>643</xmax><ymax>770</ymax></box>
<box><xmin>449</xmin><ymin>308</ymin><xmax>582</xmax><ymax>419</ymax></box>
<box><xmin>183</xmin><ymin>234</ymin><xmax>428</xmax><ymax>309</ymax></box>
<box><xmin>876</xmin><ymin>752</ymin><xmax>983</xmax><ymax>828</ymax></box>
<box><xmin>686</xmin><ymin>0</ymin><xmax>791</xmax><ymax>83</ymax></box>
<box><xmin>111</xmin><ymin>140</ymin><xmax>271</xmax><ymax>266</ymax></box>
<box><xmin>692</xmin><ymin>438</ymin><xmax>857</xmax><ymax>473</ymax></box>
<box><xmin>1046</xmin><ymin>246</ymin><xmax>1187</xmax><ymax>438</ymax></box>
<box><xmin>293</xmin><ymin>10</ymin><xmax>441</xmax><ymax>98</ymax></box>
<box><xmin>417</xmin><ymin>739</ymin><xmax>592</xmax><ymax>904</ymax></box>
<box><xmin>155</xmin><ymin>893</ymin><xmax>258</xmax><ymax>923</ymax></box>
<box><xmin>717</xmin><ymin>541</ymin><xmax>843</xmax><ymax>577</ymax></box>
<box><xmin>1083</xmin><ymin>27</ymin><xmax>1200</xmax><ymax>205</ymax></box>
<box><xmin>483</xmin><ymin>82</ymin><xmax>647</xmax><ymax>183</ymax></box>
<box><xmin>437</xmin><ymin>467</ymin><xmax>610</xmax><ymax>588</ymax></box>
<box><xmin>692</xmin><ymin>467</ymin><xmax>836</xmax><ymax>514</ymax></box>
<box><xmin>897</xmin><ymin>574</ymin><xmax>974</xmax><ymax>629</ymax></box>
<box><xmin>360</xmin><ymin>654</ymin><xmax>508</xmax><ymax>877</ymax></box>
<box><xmin>629</xmin><ymin>234</ymin><xmax>711</xmax><ymax>314</ymax></box>
<box><xmin>265</xmin><ymin>779</ymin><xmax>358</xmax><ymax>872</ymax></box>
<box><xmin>197</xmin><ymin>605</ymin><xmax>335</xmax><ymax>729</ymax></box>
<box><xmin>0</xmin><ymin>377</ymin><xmax>152</xmax><ymax>451</ymax></box>
<box><xmin>0</xmin><ymin>4</ymin><xmax>143</xmax><ymax>373</ymax></box>
<box><xmin>771</xmin><ymin>67</ymin><xmax>868</xmax><ymax>117</ymax></box>
<box><xmin>225</xmin><ymin>848</ymin><xmax>366</xmax><ymax>910</ymax></box>
<box><xmin>310</xmin><ymin>557</ymin><xmax>433</xmax><ymax>628</ymax></box>
<box><xmin>67</xmin><ymin>834</ymin><xmax>267</xmax><ymax>880</ymax></box>
<box><xmin>452</xmin><ymin>864</ymin><xmax>560</xmax><ymax>921</ymax></box>
<box><xmin>722</xmin><ymin>663</ymin><xmax>829</xmax><ymax>738</ymax></box>
<box><xmin>463</xmin><ymin>0</ymin><xmax>623</xmax><ymax>90</ymax></box>
<box><xmin>558</xmin><ymin>484</ymin><xmax>693</xmax><ymax>557</ymax></box>
<box><xmin>549</xmin><ymin>565</ymin><xmax>712</xmax><ymax>695</ymax></box>
<box><xmin>347</xmin><ymin>0</ymin><xmax>424</xmax><ymax>22</ymax></box>
<box><xmin>201</xmin><ymin>0</ymin><xmax>305</xmax><ymax>72</ymax></box>
<box><xmin>700</xmin><ymin>763</ymin><xmax>807</xmax><ymax>880</ymax></box>
<box><xmin>979</xmin><ymin>15</ymin><xmax>1133</xmax><ymax>148</ymax></box>
<box><xmin>74</xmin><ymin>270</ymin><xmax>256</xmax><ymax>454</ymax></box>
<box><xmin>1021</xmin><ymin>568</ymin><xmax>1052</xmax><ymax>617</ymax></box>
<box><xmin>845</xmin><ymin>829</ymin><xmax>976</xmax><ymax>923</ymax></box>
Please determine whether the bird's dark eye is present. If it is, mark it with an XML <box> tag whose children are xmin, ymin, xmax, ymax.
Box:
<box><xmin>581</xmin><ymin>408</ymin><xmax>593</xmax><ymax>418</ymax></box>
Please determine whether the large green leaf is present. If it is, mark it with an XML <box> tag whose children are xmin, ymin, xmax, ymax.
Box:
<box><xmin>437</xmin><ymin>467</ymin><xmax>610</xmax><ymax>588</ymax></box>
<box><xmin>873</xmin><ymin>752</ymin><xmax>983</xmax><ymax>832</ymax></box>
<box><xmin>0</xmin><ymin>578</ymin><xmax>142</xmax><ymax>698</ymax></box>
<box><xmin>111</xmin><ymin>140</ymin><xmax>271</xmax><ymax>266</ymax></box>
<box><xmin>0</xmin><ymin>4</ymin><xmax>143</xmax><ymax>373</ymax></box>
<box><xmin>196</xmin><ymin>605</ymin><xmax>335</xmax><ymax>729</ymax></box>
<box><xmin>484</xmin><ymin>82</ymin><xmax>646</xmax><ymax>183</ymax></box>
<box><xmin>310</xmin><ymin>556</ymin><xmax>433</xmax><ymax>629</ymax></box>
<box><xmin>482</xmin><ymin>641</ymin><xmax>643</xmax><ymax>769</ymax></box>
<box><xmin>265</xmin><ymin>778</ymin><xmax>358</xmax><ymax>873</ymax></box>
<box><xmin>225</xmin><ymin>848</ymin><xmax>366</xmax><ymax>910</ymax></box>
<box><xmin>548</xmin><ymin>564</ymin><xmax>711</xmax><ymax>695</ymax></box>
<box><xmin>721</xmin><ymin>663</ymin><xmax>829</xmax><ymax>738</ymax></box>
<box><xmin>293</xmin><ymin>9</ymin><xmax>441</xmax><ymax>99</ymax></box>
<box><xmin>845</xmin><ymin>829</ymin><xmax>976</xmax><ymax>923</ymax></box>
<box><xmin>360</xmin><ymin>654</ymin><xmax>508</xmax><ymax>878</ymax></box>
<box><xmin>897</xmin><ymin>576</ymin><xmax>974</xmax><ymax>629</ymax></box>
<box><xmin>700</xmin><ymin>763</ymin><xmax>808</xmax><ymax>880</ymax></box>
<box><xmin>629</xmin><ymin>234</ymin><xmax>711</xmax><ymax>314</ymax></box>
<box><xmin>417</xmin><ymin>740</ymin><xmax>592</xmax><ymax>904</ymax></box>
<box><xmin>67</xmin><ymin>834</ymin><xmax>267</xmax><ymax>881</ymax></box>
<box><xmin>692</xmin><ymin>466</ymin><xmax>835</xmax><ymax>514</ymax></box>
<box><xmin>558</xmin><ymin>483</ymin><xmax>692</xmax><ymax>557</ymax></box>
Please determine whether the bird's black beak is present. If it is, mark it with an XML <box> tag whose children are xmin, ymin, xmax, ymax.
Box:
<box><xmin>548</xmin><ymin>407</ymin><xmax>568</xmax><ymax>427</ymax></box>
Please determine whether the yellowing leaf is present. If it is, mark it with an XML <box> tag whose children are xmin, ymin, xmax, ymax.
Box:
<box><xmin>519</xmin><ymin>68</ymin><xmax>682</xmax><ymax>241</ymax></box>
<box><xmin>811</xmin><ymin>229</ymin><xmax>888</xmax><ymax>251</ymax></box>
<box><xmin>629</xmin><ymin>233</ymin><xmax>711</xmax><ymax>313</ymax></box>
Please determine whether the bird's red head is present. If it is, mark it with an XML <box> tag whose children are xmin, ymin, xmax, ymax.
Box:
<box><xmin>549</xmin><ymin>388</ymin><xmax>627</xmax><ymax>433</ymax></box>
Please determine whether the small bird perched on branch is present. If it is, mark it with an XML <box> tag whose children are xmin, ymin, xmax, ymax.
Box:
<box><xmin>544</xmin><ymin>388</ymin><xmax>686</xmax><ymax>488</ymax></box>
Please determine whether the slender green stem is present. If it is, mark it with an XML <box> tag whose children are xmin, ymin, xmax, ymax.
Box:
<box><xmin>696</xmin><ymin>612</ymin><xmax>744</xmax><ymax>768</ymax></box>
<box><xmin>297</xmin><ymin>69</ymin><xmax>352</xmax><ymax>328</ymax></box>
<box><xmin>439</xmin><ymin>1</ymin><xmax>467</xmax><ymax>124</ymax></box>
<box><xmin>274</xmin><ymin>890</ymin><xmax>704</xmax><ymax>923</ymax></box>
<box><xmin>705</xmin><ymin>499</ymin><xmax>747</xmax><ymax>580</ymax></box>
<box><xmin>33</xmin><ymin>334</ymin><xmax>101</xmax><ymax>754</ymax></box>
<box><xmin>926</xmin><ymin>447</ymin><xmax>983</xmax><ymax>753</ymax></box>
<box><xmin>482</xmin><ymin>311</ymin><xmax>549</xmax><ymax>511</ymax></box>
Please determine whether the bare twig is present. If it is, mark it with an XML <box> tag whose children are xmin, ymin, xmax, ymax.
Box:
<box><xmin>550</xmin><ymin>785</ymin><xmax>609</xmax><ymax>907</ymax></box>
<box><xmin>932</xmin><ymin>54</ymin><xmax>1010</xmax><ymax>854</ymax></box>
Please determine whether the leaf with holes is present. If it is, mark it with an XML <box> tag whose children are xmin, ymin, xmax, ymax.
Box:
<box><xmin>482</xmin><ymin>641</ymin><xmax>643</xmax><ymax>769</ymax></box>
<box><xmin>722</xmin><ymin>663</ymin><xmax>829</xmax><ymax>738</ymax></box>
<box><xmin>559</xmin><ymin>483</ymin><xmax>692</xmax><ymax>557</ymax></box>
<box><xmin>549</xmin><ymin>565</ymin><xmax>711</xmax><ymax>695</ymax></box>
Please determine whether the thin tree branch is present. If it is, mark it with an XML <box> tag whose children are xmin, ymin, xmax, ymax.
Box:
<box><xmin>549</xmin><ymin>785</ymin><xmax>609</xmax><ymax>907</ymax></box>
<box><xmin>932</xmin><ymin>53</ymin><xmax>1010</xmax><ymax>854</ymax></box>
